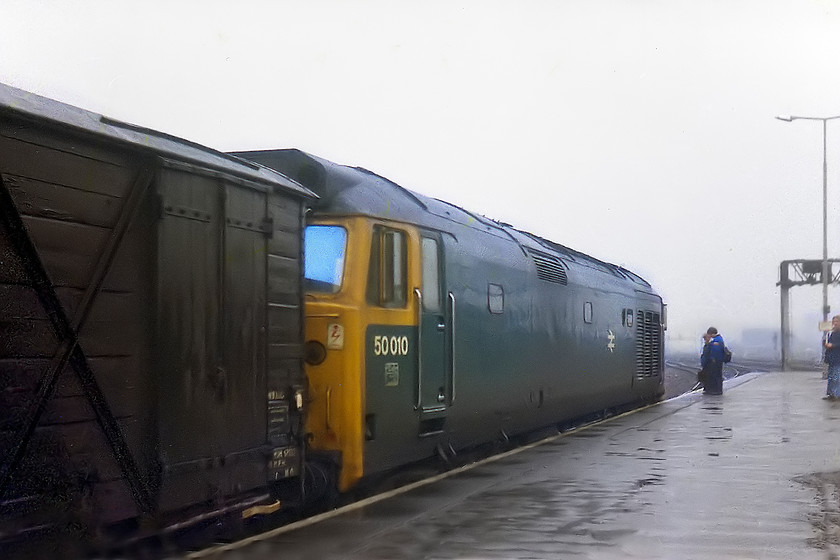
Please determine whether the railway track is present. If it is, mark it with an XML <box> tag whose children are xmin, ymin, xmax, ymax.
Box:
<box><xmin>665</xmin><ymin>357</ymin><xmax>786</xmax><ymax>398</ymax></box>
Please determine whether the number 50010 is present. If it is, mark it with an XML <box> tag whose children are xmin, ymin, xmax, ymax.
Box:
<box><xmin>373</xmin><ymin>335</ymin><xmax>409</xmax><ymax>356</ymax></box>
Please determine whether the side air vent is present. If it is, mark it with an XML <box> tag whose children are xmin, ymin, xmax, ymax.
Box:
<box><xmin>527</xmin><ymin>249</ymin><xmax>568</xmax><ymax>285</ymax></box>
<box><xmin>635</xmin><ymin>310</ymin><xmax>662</xmax><ymax>377</ymax></box>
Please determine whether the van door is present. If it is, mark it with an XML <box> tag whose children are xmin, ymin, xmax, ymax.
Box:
<box><xmin>155</xmin><ymin>167</ymin><xmax>268</xmax><ymax>509</ymax></box>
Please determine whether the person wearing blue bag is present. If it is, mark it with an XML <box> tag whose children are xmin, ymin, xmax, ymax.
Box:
<box><xmin>822</xmin><ymin>316</ymin><xmax>840</xmax><ymax>400</ymax></box>
<box><xmin>701</xmin><ymin>327</ymin><xmax>726</xmax><ymax>395</ymax></box>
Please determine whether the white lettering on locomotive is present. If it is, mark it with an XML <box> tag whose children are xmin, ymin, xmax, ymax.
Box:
<box><xmin>373</xmin><ymin>335</ymin><xmax>410</xmax><ymax>356</ymax></box>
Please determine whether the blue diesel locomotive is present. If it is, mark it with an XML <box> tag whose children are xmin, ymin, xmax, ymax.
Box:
<box><xmin>233</xmin><ymin>149</ymin><xmax>666</xmax><ymax>495</ymax></box>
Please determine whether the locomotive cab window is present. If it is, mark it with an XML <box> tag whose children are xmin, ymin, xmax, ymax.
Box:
<box><xmin>584</xmin><ymin>301</ymin><xmax>593</xmax><ymax>324</ymax></box>
<box><xmin>421</xmin><ymin>237</ymin><xmax>441</xmax><ymax>312</ymax></box>
<box><xmin>305</xmin><ymin>225</ymin><xmax>347</xmax><ymax>293</ymax></box>
<box><xmin>367</xmin><ymin>226</ymin><xmax>407</xmax><ymax>307</ymax></box>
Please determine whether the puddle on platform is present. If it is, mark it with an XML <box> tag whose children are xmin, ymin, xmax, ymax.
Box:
<box><xmin>795</xmin><ymin>470</ymin><xmax>840</xmax><ymax>555</ymax></box>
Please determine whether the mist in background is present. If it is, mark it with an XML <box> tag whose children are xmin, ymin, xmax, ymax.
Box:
<box><xmin>3</xmin><ymin>0</ymin><xmax>840</xmax><ymax>363</ymax></box>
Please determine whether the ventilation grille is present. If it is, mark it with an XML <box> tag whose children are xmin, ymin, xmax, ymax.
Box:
<box><xmin>527</xmin><ymin>249</ymin><xmax>568</xmax><ymax>285</ymax></box>
<box><xmin>635</xmin><ymin>310</ymin><xmax>662</xmax><ymax>377</ymax></box>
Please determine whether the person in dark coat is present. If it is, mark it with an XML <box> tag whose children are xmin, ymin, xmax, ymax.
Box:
<box><xmin>823</xmin><ymin>316</ymin><xmax>840</xmax><ymax>399</ymax></box>
<box><xmin>700</xmin><ymin>327</ymin><xmax>725</xmax><ymax>395</ymax></box>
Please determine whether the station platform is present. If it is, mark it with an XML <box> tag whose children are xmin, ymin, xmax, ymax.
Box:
<box><xmin>191</xmin><ymin>370</ymin><xmax>840</xmax><ymax>559</ymax></box>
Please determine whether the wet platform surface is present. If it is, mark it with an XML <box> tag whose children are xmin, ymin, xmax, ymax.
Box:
<box><xmin>192</xmin><ymin>370</ymin><xmax>840</xmax><ymax>559</ymax></box>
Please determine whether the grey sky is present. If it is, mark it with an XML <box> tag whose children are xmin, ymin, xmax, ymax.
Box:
<box><xmin>3</xmin><ymin>0</ymin><xmax>840</xmax><ymax>353</ymax></box>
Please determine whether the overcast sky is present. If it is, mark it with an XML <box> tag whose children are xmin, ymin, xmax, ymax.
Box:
<box><xmin>3</xmin><ymin>0</ymin><xmax>840</xmax><ymax>354</ymax></box>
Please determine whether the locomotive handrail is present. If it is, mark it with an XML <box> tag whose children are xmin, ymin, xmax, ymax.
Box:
<box><xmin>326</xmin><ymin>387</ymin><xmax>332</xmax><ymax>431</ymax></box>
<box><xmin>414</xmin><ymin>288</ymin><xmax>423</xmax><ymax>410</ymax></box>
<box><xmin>449</xmin><ymin>291</ymin><xmax>456</xmax><ymax>405</ymax></box>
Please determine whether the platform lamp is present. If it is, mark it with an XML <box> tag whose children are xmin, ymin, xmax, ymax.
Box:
<box><xmin>775</xmin><ymin>114</ymin><xmax>840</xmax><ymax>326</ymax></box>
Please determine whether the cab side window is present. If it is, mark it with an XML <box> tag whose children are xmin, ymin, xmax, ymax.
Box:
<box><xmin>421</xmin><ymin>237</ymin><xmax>441</xmax><ymax>312</ymax></box>
<box><xmin>367</xmin><ymin>226</ymin><xmax>407</xmax><ymax>307</ymax></box>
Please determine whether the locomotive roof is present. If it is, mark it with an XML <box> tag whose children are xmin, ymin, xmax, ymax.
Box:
<box><xmin>231</xmin><ymin>148</ymin><xmax>651</xmax><ymax>288</ymax></box>
<box><xmin>0</xmin><ymin>83</ymin><xmax>314</xmax><ymax>199</ymax></box>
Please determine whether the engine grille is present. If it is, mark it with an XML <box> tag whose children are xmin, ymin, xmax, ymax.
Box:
<box><xmin>635</xmin><ymin>310</ymin><xmax>662</xmax><ymax>377</ymax></box>
<box><xmin>527</xmin><ymin>249</ymin><xmax>568</xmax><ymax>285</ymax></box>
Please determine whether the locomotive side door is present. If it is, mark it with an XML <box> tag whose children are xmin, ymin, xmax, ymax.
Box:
<box><xmin>417</xmin><ymin>233</ymin><xmax>449</xmax><ymax>414</ymax></box>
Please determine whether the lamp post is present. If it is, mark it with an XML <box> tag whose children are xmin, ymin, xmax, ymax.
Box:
<box><xmin>776</xmin><ymin>114</ymin><xmax>840</xmax><ymax>325</ymax></box>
